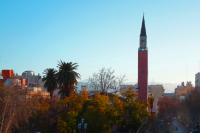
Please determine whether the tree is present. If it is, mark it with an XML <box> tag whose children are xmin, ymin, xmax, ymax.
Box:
<box><xmin>77</xmin><ymin>93</ymin><xmax>113</xmax><ymax>133</ymax></box>
<box><xmin>122</xmin><ymin>89</ymin><xmax>150</xmax><ymax>133</ymax></box>
<box><xmin>0</xmin><ymin>81</ymin><xmax>38</xmax><ymax>133</ymax></box>
<box><xmin>88</xmin><ymin>67</ymin><xmax>125</xmax><ymax>95</ymax></box>
<box><xmin>122</xmin><ymin>87</ymin><xmax>138</xmax><ymax>102</ymax></box>
<box><xmin>148</xmin><ymin>93</ymin><xmax>155</xmax><ymax>115</ymax></box>
<box><xmin>42</xmin><ymin>68</ymin><xmax>58</xmax><ymax>99</ymax></box>
<box><xmin>58</xmin><ymin>90</ymin><xmax>88</xmax><ymax>133</ymax></box>
<box><xmin>56</xmin><ymin>61</ymin><xmax>81</xmax><ymax>97</ymax></box>
<box><xmin>157</xmin><ymin>96</ymin><xmax>177</xmax><ymax>116</ymax></box>
<box><xmin>183</xmin><ymin>90</ymin><xmax>200</xmax><ymax>122</ymax></box>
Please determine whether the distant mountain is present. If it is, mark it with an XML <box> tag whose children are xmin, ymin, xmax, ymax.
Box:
<box><xmin>161</xmin><ymin>83</ymin><xmax>178</xmax><ymax>93</ymax></box>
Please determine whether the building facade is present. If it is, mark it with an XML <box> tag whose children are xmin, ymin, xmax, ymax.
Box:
<box><xmin>81</xmin><ymin>85</ymin><xmax>89</xmax><ymax>92</ymax></box>
<box><xmin>195</xmin><ymin>72</ymin><xmax>200</xmax><ymax>90</ymax></box>
<box><xmin>21</xmin><ymin>71</ymin><xmax>41</xmax><ymax>87</ymax></box>
<box><xmin>138</xmin><ymin>15</ymin><xmax>148</xmax><ymax>100</ymax></box>
<box><xmin>2</xmin><ymin>70</ymin><xmax>14</xmax><ymax>82</ymax></box>
<box><xmin>120</xmin><ymin>84</ymin><xmax>164</xmax><ymax>99</ymax></box>
<box><xmin>120</xmin><ymin>84</ymin><xmax>164</xmax><ymax>115</ymax></box>
<box><xmin>162</xmin><ymin>93</ymin><xmax>175</xmax><ymax>98</ymax></box>
<box><xmin>174</xmin><ymin>81</ymin><xmax>194</xmax><ymax>98</ymax></box>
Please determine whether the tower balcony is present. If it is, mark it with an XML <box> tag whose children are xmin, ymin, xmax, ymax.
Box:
<box><xmin>138</xmin><ymin>47</ymin><xmax>148</xmax><ymax>51</ymax></box>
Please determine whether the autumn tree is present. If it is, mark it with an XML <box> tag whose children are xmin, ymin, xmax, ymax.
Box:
<box><xmin>57</xmin><ymin>90</ymin><xmax>89</xmax><ymax>133</ymax></box>
<box><xmin>122</xmin><ymin>88</ymin><xmax>150</xmax><ymax>133</ymax></box>
<box><xmin>157</xmin><ymin>96</ymin><xmax>177</xmax><ymax>116</ymax></box>
<box><xmin>111</xmin><ymin>94</ymin><xmax>124</xmax><ymax>127</ymax></box>
<box><xmin>0</xmin><ymin>81</ymin><xmax>38</xmax><ymax>133</ymax></box>
<box><xmin>88</xmin><ymin>67</ymin><xmax>125</xmax><ymax>95</ymax></box>
<box><xmin>77</xmin><ymin>93</ymin><xmax>113</xmax><ymax>133</ymax></box>
<box><xmin>148</xmin><ymin>93</ymin><xmax>155</xmax><ymax>115</ymax></box>
<box><xmin>183</xmin><ymin>89</ymin><xmax>200</xmax><ymax>122</ymax></box>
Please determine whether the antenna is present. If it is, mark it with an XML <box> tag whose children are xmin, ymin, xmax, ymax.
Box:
<box><xmin>186</xmin><ymin>63</ymin><xmax>187</xmax><ymax>83</ymax></box>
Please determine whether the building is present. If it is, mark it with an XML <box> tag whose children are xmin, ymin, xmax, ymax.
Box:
<box><xmin>2</xmin><ymin>70</ymin><xmax>14</xmax><ymax>82</ymax></box>
<box><xmin>81</xmin><ymin>85</ymin><xmax>89</xmax><ymax>92</ymax></box>
<box><xmin>195</xmin><ymin>72</ymin><xmax>200</xmax><ymax>90</ymax></box>
<box><xmin>4</xmin><ymin>78</ymin><xmax>21</xmax><ymax>86</ymax></box>
<box><xmin>26</xmin><ymin>87</ymin><xmax>50</xmax><ymax>99</ymax></box>
<box><xmin>162</xmin><ymin>93</ymin><xmax>175</xmax><ymax>98</ymax></box>
<box><xmin>120</xmin><ymin>84</ymin><xmax>164</xmax><ymax>115</ymax></box>
<box><xmin>120</xmin><ymin>84</ymin><xmax>164</xmax><ymax>99</ymax></box>
<box><xmin>21</xmin><ymin>71</ymin><xmax>41</xmax><ymax>87</ymax></box>
<box><xmin>138</xmin><ymin>15</ymin><xmax>148</xmax><ymax>100</ymax></box>
<box><xmin>1</xmin><ymin>70</ymin><xmax>27</xmax><ymax>86</ymax></box>
<box><xmin>174</xmin><ymin>81</ymin><xmax>194</xmax><ymax>98</ymax></box>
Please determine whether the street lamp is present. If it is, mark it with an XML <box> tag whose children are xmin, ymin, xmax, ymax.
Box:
<box><xmin>78</xmin><ymin>118</ymin><xmax>87</xmax><ymax>133</ymax></box>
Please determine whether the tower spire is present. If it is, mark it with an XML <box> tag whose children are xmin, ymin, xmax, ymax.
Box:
<box><xmin>140</xmin><ymin>14</ymin><xmax>147</xmax><ymax>37</ymax></box>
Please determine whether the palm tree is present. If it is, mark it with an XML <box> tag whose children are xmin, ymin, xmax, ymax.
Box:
<box><xmin>148</xmin><ymin>93</ymin><xmax>155</xmax><ymax>115</ymax></box>
<box><xmin>42</xmin><ymin>68</ymin><xmax>58</xmax><ymax>99</ymax></box>
<box><xmin>56</xmin><ymin>61</ymin><xmax>80</xmax><ymax>97</ymax></box>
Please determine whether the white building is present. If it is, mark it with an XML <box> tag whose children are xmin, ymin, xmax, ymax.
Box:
<box><xmin>21</xmin><ymin>71</ymin><xmax>41</xmax><ymax>87</ymax></box>
<box><xmin>195</xmin><ymin>72</ymin><xmax>200</xmax><ymax>90</ymax></box>
<box><xmin>81</xmin><ymin>85</ymin><xmax>89</xmax><ymax>92</ymax></box>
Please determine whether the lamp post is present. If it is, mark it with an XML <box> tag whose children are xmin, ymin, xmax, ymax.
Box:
<box><xmin>78</xmin><ymin>118</ymin><xmax>88</xmax><ymax>133</ymax></box>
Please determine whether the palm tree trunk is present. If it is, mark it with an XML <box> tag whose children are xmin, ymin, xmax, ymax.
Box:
<box><xmin>64</xmin><ymin>83</ymin><xmax>70</xmax><ymax>97</ymax></box>
<box><xmin>50</xmin><ymin>92</ymin><xmax>53</xmax><ymax>99</ymax></box>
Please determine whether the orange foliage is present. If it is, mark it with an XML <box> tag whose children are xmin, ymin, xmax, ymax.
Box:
<box><xmin>157</xmin><ymin>96</ymin><xmax>177</xmax><ymax>115</ymax></box>
<box><xmin>60</xmin><ymin>90</ymin><xmax>88</xmax><ymax>112</ymax></box>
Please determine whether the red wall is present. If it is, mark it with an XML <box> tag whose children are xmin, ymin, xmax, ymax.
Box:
<box><xmin>2</xmin><ymin>70</ymin><xmax>14</xmax><ymax>82</ymax></box>
<box><xmin>138</xmin><ymin>50</ymin><xmax>148</xmax><ymax>100</ymax></box>
<box><xmin>20</xmin><ymin>78</ymin><xmax>27</xmax><ymax>86</ymax></box>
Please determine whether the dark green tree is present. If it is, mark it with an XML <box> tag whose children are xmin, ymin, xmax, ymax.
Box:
<box><xmin>56</xmin><ymin>61</ymin><xmax>80</xmax><ymax>97</ymax></box>
<box><xmin>42</xmin><ymin>68</ymin><xmax>58</xmax><ymax>99</ymax></box>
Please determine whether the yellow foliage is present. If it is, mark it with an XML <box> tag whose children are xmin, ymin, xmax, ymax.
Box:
<box><xmin>36</xmin><ymin>99</ymin><xmax>50</xmax><ymax>112</ymax></box>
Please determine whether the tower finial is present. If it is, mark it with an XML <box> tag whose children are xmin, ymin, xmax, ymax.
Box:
<box><xmin>140</xmin><ymin>14</ymin><xmax>146</xmax><ymax>37</ymax></box>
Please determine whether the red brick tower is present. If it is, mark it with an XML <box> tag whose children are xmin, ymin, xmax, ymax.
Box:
<box><xmin>138</xmin><ymin>15</ymin><xmax>148</xmax><ymax>100</ymax></box>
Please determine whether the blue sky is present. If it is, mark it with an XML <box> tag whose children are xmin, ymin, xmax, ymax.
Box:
<box><xmin>0</xmin><ymin>1</ymin><xmax>200</xmax><ymax>92</ymax></box>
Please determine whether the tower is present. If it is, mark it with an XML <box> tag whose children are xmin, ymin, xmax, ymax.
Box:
<box><xmin>138</xmin><ymin>15</ymin><xmax>148</xmax><ymax>100</ymax></box>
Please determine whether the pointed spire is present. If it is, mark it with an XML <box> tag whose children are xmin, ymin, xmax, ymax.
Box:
<box><xmin>140</xmin><ymin>14</ymin><xmax>147</xmax><ymax>37</ymax></box>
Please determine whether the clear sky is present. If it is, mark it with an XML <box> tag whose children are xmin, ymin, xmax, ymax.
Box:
<box><xmin>0</xmin><ymin>1</ymin><xmax>200</xmax><ymax>92</ymax></box>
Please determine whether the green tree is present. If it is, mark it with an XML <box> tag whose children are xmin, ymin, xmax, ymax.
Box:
<box><xmin>57</xmin><ymin>61</ymin><xmax>80</xmax><ymax>97</ymax></box>
<box><xmin>77</xmin><ymin>94</ymin><xmax>112</xmax><ymax>133</ymax></box>
<box><xmin>122</xmin><ymin>88</ymin><xmax>150</xmax><ymax>132</ymax></box>
<box><xmin>42</xmin><ymin>68</ymin><xmax>58</xmax><ymax>99</ymax></box>
<box><xmin>58</xmin><ymin>90</ymin><xmax>88</xmax><ymax>133</ymax></box>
